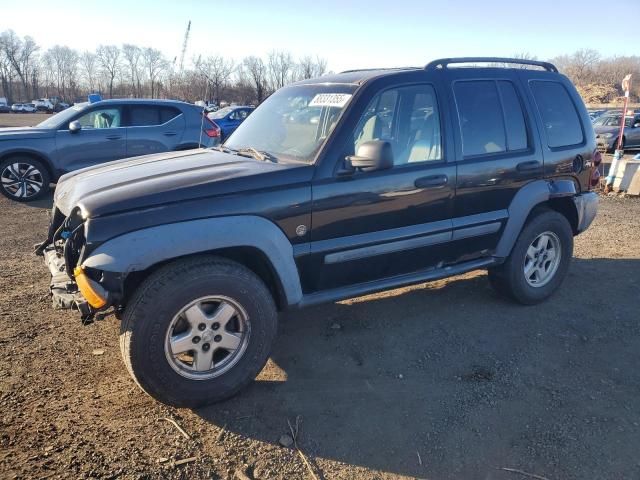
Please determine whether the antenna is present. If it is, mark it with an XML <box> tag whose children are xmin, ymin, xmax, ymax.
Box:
<box><xmin>179</xmin><ymin>20</ymin><xmax>191</xmax><ymax>73</ymax></box>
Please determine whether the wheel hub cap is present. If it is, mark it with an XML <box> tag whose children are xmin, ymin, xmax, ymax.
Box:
<box><xmin>164</xmin><ymin>295</ymin><xmax>250</xmax><ymax>380</ymax></box>
<box><xmin>523</xmin><ymin>231</ymin><xmax>561</xmax><ymax>288</ymax></box>
<box><xmin>1</xmin><ymin>162</ymin><xmax>43</xmax><ymax>198</ymax></box>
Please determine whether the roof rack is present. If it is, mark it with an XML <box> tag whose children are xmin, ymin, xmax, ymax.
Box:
<box><xmin>424</xmin><ymin>57</ymin><xmax>558</xmax><ymax>73</ymax></box>
<box><xmin>340</xmin><ymin>67</ymin><xmax>419</xmax><ymax>74</ymax></box>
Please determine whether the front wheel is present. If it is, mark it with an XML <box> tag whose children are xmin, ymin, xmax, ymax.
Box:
<box><xmin>120</xmin><ymin>256</ymin><xmax>278</xmax><ymax>407</ymax></box>
<box><xmin>0</xmin><ymin>157</ymin><xmax>50</xmax><ymax>202</ymax></box>
<box><xmin>488</xmin><ymin>209</ymin><xmax>573</xmax><ymax>305</ymax></box>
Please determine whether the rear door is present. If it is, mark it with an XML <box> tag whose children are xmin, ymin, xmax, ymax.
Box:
<box><xmin>55</xmin><ymin>104</ymin><xmax>126</xmax><ymax>172</ymax></box>
<box><xmin>125</xmin><ymin>104</ymin><xmax>185</xmax><ymax>157</ymax></box>
<box><xmin>444</xmin><ymin>69</ymin><xmax>544</xmax><ymax>261</ymax></box>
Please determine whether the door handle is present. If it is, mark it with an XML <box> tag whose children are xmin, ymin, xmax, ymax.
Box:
<box><xmin>415</xmin><ymin>174</ymin><xmax>448</xmax><ymax>188</ymax></box>
<box><xmin>106</xmin><ymin>135</ymin><xmax>122</xmax><ymax>140</ymax></box>
<box><xmin>516</xmin><ymin>160</ymin><xmax>541</xmax><ymax>172</ymax></box>
<box><xmin>163</xmin><ymin>131</ymin><xmax>177</xmax><ymax>136</ymax></box>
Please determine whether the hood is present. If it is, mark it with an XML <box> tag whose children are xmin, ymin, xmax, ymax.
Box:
<box><xmin>593</xmin><ymin>125</ymin><xmax>620</xmax><ymax>135</ymax></box>
<box><xmin>0</xmin><ymin>126</ymin><xmax>55</xmax><ymax>140</ymax></box>
<box><xmin>54</xmin><ymin>149</ymin><xmax>308</xmax><ymax>217</ymax></box>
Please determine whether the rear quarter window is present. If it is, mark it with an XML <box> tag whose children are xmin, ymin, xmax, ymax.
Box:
<box><xmin>530</xmin><ymin>81</ymin><xmax>583</xmax><ymax>148</ymax></box>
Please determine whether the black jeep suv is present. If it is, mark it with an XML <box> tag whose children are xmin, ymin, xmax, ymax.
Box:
<box><xmin>38</xmin><ymin>58</ymin><xmax>599</xmax><ymax>407</ymax></box>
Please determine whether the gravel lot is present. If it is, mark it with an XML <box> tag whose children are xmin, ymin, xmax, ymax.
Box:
<box><xmin>0</xmin><ymin>184</ymin><xmax>639</xmax><ymax>478</ymax></box>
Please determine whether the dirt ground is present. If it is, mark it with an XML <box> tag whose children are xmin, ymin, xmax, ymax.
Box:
<box><xmin>0</xmin><ymin>113</ymin><xmax>51</xmax><ymax>128</ymax></box>
<box><xmin>1</xmin><ymin>194</ymin><xmax>639</xmax><ymax>478</ymax></box>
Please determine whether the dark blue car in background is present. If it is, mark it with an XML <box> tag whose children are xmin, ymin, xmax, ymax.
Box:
<box><xmin>0</xmin><ymin>98</ymin><xmax>217</xmax><ymax>201</ymax></box>
<box><xmin>207</xmin><ymin>106</ymin><xmax>254</xmax><ymax>142</ymax></box>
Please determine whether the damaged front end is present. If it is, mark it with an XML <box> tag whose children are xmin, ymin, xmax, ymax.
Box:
<box><xmin>36</xmin><ymin>206</ymin><xmax>112</xmax><ymax>322</ymax></box>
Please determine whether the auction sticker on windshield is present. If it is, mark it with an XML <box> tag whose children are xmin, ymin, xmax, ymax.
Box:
<box><xmin>308</xmin><ymin>93</ymin><xmax>352</xmax><ymax>108</ymax></box>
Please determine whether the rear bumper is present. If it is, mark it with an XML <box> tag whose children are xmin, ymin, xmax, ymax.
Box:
<box><xmin>573</xmin><ymin>191</ymin><xmax>598</xmax><ymax>233</ymax></box>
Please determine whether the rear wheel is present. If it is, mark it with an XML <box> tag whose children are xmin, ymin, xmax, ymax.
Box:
<box><xmin>0</xmin><ymin>157</ymin><xmax>50</xmax><ymax>202</ymax></box>
<box><xmin>120</xmin><ymin>256</ymin><xmax>278</xmax><ymax>407</ymax></box>
<box><xmin>488</xmin><ymin>209</ymin><xmax>573</xmax><ymax>305</ymax></box>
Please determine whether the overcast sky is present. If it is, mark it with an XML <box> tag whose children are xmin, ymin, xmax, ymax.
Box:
<box><xmin>2</xmin><ymin>0</ymin><xmax>638</xmax><ymax>72</ymax></box>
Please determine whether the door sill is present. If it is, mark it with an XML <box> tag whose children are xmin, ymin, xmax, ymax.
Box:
<box><xmin>296</xmin><ymin>257</ymin><xmax>498</xmax><ymax>308</ymax></box>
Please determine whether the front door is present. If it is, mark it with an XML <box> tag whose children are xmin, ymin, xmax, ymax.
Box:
<box><xmin>55</xmin><ymin>105</ymin><xmax>126</xmax><ymax>172</ymax></box>
<box><xmin>301</xmin><ymin>82</ymin><xmax>456</xmax><ymax>293</ymax></box>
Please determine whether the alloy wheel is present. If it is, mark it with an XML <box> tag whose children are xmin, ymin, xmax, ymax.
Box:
<box><xmin>1</xmin><ymin>162</ymin><xmax>44</xmax><ymax>199</ymax></box>
<box><xmin>164</xmin><ymin>295</ymin><xmax>251</xmax><ymax>380</ymax></box>
<box><xmin>523</xmin><ymin>231</ymin><xmax>561</xmax><ymax>288</ymax></box>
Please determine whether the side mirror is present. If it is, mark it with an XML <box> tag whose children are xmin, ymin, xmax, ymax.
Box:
<box><xmin>69</xmin><ymin>120</ymin><xmax>81</xmax><ymax>133</ymax></box>
<box><xmin>346</xmin><ymin>140</ymin><xmax>394</xmax><ymax>172</ymax></box>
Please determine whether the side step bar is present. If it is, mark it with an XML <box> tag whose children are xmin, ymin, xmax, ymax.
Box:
<box><xmin>297</xmin><ymin>257</ymin><xmax>499</xmax><ymax>308</ymax></box>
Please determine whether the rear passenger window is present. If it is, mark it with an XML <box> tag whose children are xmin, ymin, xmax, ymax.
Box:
<box><xmin>530</xmin><ymin>81</ymin><xmax>583</xmax><ymax>148</ymax></box>
<box><xmin>498</xmin><ymin>81</ymin><xmax>528</xmax><ymax>151</ymax></box>
<box><xmin>129</xmin><ymin>106</ymin><xmax>161</xmax><ymax>126</ymax></box>
<box><xmin>454</xmin><ymin>81</ymin><xmax>505</xmax><ymax>156</ymax></box>
<box><xmin>454</xmin><ymin>80</ymin><xmax>529</xmax><ymax>157</ymax></box>
<box><xmin>160</xmin><ymin>107</ymin><xmax>181</xmax><ymax>123</ymax></box>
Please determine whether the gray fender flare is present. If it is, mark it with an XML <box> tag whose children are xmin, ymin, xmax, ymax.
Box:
<box><xmin>83</xmin><ymin>215</ymin><xmax>303</xmax><ymax>305</ymax></box>
<box><xmin>494</xmin><ymin>179</ymin><xmax>577</xmax><ymax>258</ymax></box>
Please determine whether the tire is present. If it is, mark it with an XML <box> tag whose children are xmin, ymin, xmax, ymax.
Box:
<box><xmin>0</xmin><ymin>156</ymin><xmax>51</xmax><ymax>202</ymax></box>
<box><xmin>488</xmin><ymin>209</ymin><xmax>573</xmax><ymax>305</ymax></box>
<box><xmin>120</xmin><ymin>255</ymin><xmax>278</xmax><ymax>408</ymax></box>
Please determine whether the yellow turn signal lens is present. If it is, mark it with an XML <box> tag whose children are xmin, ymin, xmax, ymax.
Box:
<box><xmin>73</xmin><ymin>266</ymin><xmax>107</xmax><ymax>309</ymax></box>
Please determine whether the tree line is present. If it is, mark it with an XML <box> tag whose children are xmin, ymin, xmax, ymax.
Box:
<box><xmin>0</xmin><ymin>29</ymin><xmax>328</xmax><ymax>106</ymax></box>
<box><xmin>1</xmin><ymin>29</ymin><xmax>638</xmax><ymax>106</ymax></box>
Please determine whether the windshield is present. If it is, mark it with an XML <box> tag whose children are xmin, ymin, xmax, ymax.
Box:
<box><xmin>209</xmin><ymin>107</ymin><xmax>234</xmax><ymax>119</ymax></box>
<box><xmin>37</xmin><ymin>103</ymin><xmax>87</xmax><ymax>128</ymax></box>
<box><xmin>224</xmin><ymin>84</ymin><xmax>357</xmax><ymax>163</ymax></box>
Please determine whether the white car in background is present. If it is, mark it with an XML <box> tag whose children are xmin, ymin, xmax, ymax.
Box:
<box><xmin>11</xmin><ymin>103</ymin><xmax>24</xmax><ymax>112</ymax></box>
<box><xmin>21</xmin><ymin>103</ymin><xmax>37</xmax><ymax>113</ymax></box>
<box><xmin>32</xmin><ymin>98</ymin><xmax>54</xmax><ymax>112</ymax></box>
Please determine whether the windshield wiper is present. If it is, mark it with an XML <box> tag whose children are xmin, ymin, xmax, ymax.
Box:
<box><xmin>236</xmin><ymin>147</ymin><xmax>277</xmax><ymax>163</ymax></box>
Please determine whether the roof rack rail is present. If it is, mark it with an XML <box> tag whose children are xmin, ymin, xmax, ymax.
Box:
<box><xmin>424</xmin><ymin>57</ymin><xmax>558</xmax><ymax>73</ymax></box>
<box><xmin>340</xmin><ymin>67</ymin><xmax>419</xmax><ymax>74</ymax></box>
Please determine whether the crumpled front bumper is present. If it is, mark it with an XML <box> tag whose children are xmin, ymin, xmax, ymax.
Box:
<box><xmin>43</xmin><ymin>246</ymin><xmax>92</xmax><ymax>318</ymax></box>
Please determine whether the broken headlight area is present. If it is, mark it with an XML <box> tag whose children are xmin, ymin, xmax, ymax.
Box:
<box><xmin>38</xmin><ymin>207</ymin><xmax>116</xmax><ymax>322</ymax></box>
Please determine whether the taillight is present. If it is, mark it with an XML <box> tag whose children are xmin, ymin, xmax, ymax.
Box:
<box><xmin>590</xmin><ymin>149</ymin><xmax>602</xmax><ymax>188</ymax></box>
<box><xmin>203</xmin><ymin>115</ymin><xmax>220</xmax><ymax>138</ymax></box>
<box><xmin>593</xmin><ymin>149</ymin><xmax>602</xmax><ymax>167</ymax></box>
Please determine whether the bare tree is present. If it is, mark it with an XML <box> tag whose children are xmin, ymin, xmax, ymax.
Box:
<box><xmin>268</xmin><ymin>50</ymin><xmax>294</xmax><ymax>90</ymax></box>
<box><xmin>80</xmin><ymin>51</ymin><xmax>98</xmax><ymax>92</ymax></box>
<box><xmin>552</xmin><ymin>49</ymin><xmax>600</xmax><ymax>85</ymax></box>
<box><xmin>242</xmin><ymin>56</ymin><xmax>268</xmax><ymax>103</ymax></box>
<box><xmin>198</xmin><ymin>55</ymin><xmax>234</xmax><ymax>103</ymax></box>
<box><xmin>122</xmin><ymin>44</ymin><xmax>142</xmax><ymax>96</ymax></box>
<box><xmin>142</xmin><ymin>47</ymin><xmax>166</xmax><ymax>98</ymax></box>
<box><xmin>0</xmin><ymin>30</ymin><xmax>39</xmax><ymax>100</ymax></box>
<box><xmin>45</xmin><ymin>46</ymin><xmax>79</xmax><ymax>102</ymax></box>
<box><xmin>0</xmin><ymin>46</ymin><xmax>15</xmax><ymax>103</ymax></box>
<box><xmin>96</xmin><ymin>45</ymin><xmax>121</xmax><ymax>98</ymax></box>
<box><xmin>298</xmin><ymin>55</ymin><xmax>328</xmax><ymax>79</ymax></box>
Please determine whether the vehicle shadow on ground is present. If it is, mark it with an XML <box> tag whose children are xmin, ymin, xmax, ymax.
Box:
<box><xmin>20</xmin><ymin>190</ymin><xmax>54</xmax><ymax>209</ymax></box>
<box><xmin>196</xmin><ymin>257</ymin><xmax>640</xmax><ymax>478</ymax></box>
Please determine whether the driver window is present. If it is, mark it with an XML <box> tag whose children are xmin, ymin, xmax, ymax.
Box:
<box><xmin>76</xmin><ymin>108</ymin><xmax>121</xmax><ymax>129</ymax></box>
<box><xmin>351</xmin><ymin>85</ymin><xmax>442</xmax><ymax>165</ymax></box>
